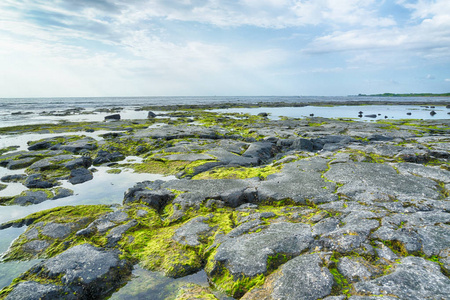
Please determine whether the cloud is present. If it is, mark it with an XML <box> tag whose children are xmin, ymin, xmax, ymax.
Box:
<box><xmin>445</xmin><ymin>78</ymin><xmax>450</xmax><ymax>82</ymax></box>
<box><xmin>426</xmin><ymin>74</ymin><xmax>435</xmax><ymax>80</ymax></box>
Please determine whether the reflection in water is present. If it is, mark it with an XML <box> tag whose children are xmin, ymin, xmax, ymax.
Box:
<box><xmin>110</xmin><ymin>266</ymin><xmax>233</xmax><ymax>300</ymax></box>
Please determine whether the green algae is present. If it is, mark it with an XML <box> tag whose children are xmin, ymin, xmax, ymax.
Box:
<box><xmin>192</xmin><ymin>164</ymin><xmax>282</xmax><ymax>180</ymax></box>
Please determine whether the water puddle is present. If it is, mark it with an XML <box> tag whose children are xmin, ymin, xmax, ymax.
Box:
<box><xmin>110</xmin><ymin>266</ymin><xmax>233</xmax><ymax>300</ymax></box>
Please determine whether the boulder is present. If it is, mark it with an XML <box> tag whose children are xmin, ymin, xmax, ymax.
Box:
<box><xmin>68</xmin><ymin>168</ymin><xmax>93</xmax><ymax>184</ymax></box>
<box><xmin>105</xmin><ymin>114</ymin><xmax>121</xmax><ymax>120</ymax></box>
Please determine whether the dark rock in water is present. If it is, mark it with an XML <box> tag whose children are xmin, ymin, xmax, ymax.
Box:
<box><xmin>364</xmin><ymin>114</ymin><xmax>377</xmax><ymax>118</ymax></box>
<box><xmin>358</xmin><ymin>114</ymin><xmax>363</xmax><ymax>118</ymax></box>
<box><xmin>56</xmin><ymin>138</ymin><xmax>97</xmax><ymax>154</ymax></box>
<box><xmin>430</xmin><ymin>110</ymin><xmax>436</xmax><ymax>116</ymax></box>
<box><xmin>53</xmin><ymin>188</ymin><xmax>74</xmax><ymax>200</ymax></box>
<box><xmin>5</xmin><ymin>281</ymin><xmax>75</xmax><ymax>300</ymax></box>
<box><xmin>147</xmin><ymin>111</ymin><xmax>157</xmax><ymax>118</ymax></box>
<box><xmin>68</xmin><ymin>168</ymin><xmax>93</xmax><ymax>184</ymax></box>
<box><xmin>378</xmin><ymin>114</ymin><xmax>381</xmax><ymax>116</ymax></box>
<box><xmin>105</xmin><ymin>114</ymin><xmax>121</xmax><ymax>120</ymax></box>
<box><xmin>14</xmin><ymin>190</ymin><xmax>52</xmax><ymax>205</ymax></box>
<box><xmin>85</xmin><ymin>128</ymin><xmax>95</xmax><ymax>133</ymax></box>
<box><xmin>64</xmin><ymin>157</ymin><xmax>92</xmax><ymax>170</ymax></box>
<box><xmin>24</xmin><ymin>174</ymin><xmax>56</xmax><ymax>189</ymax></box>
<box><xmin>93</xmin><ymin>150</ymin><xmax>125</xmax><ymax>165</ymax></box>
<box><xmin>407</xmin><ymin>112</ymin><xmax>412</xmax><ymax>115</ymax></box>
<box><xmin>7</xmin><ymin>157</ymin><xmax>35</xmax><ymax>170</ymax></box>
<box><xmin>430</xmin><ymin>106</ymin><xmax>435</xmax><ymax>108</ymax></box>
<box><xmin>385</xmin><ymin>115</ymin><xmax>388</xmax><ymax>118</ymax></box>
<box><xmin>1</xmin><ymin>174</ymin><xmax>27</xmax><ymax>182</ymax></box>
<box><xmin>19</xmin><ymin>243</ymin><xmax>132</xmax><ymax>299</ymax></box>
<box><xmin>123</xmin><ymin>181</ymin><xmax>175</xmax><ymax>211</ymax></box>
<box><xmin>359</xmin><ymin>111</ymin><xmax>363</xmax><ymax>114</ymax></box>
<box><xmin>310</xmin><ymin>113</ymin><xmax>314</xmax><ymax>117</ymax></box>
<box><xmin>446</xmin><ymin>104</ymin><xmax>450</xmax><ymax>108</ymax></box>
<box><xmin>28</xmin><ymin>141</ymin><xmax>53</xmax><ymax>151</ymax></box>
<box><xmin>258</xmin><ymin>112</ymin><xmax>268</xmax><ymax>117</ymax></box>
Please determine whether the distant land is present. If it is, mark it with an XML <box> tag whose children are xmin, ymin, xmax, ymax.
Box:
<box><xmin>358</xmin><ymin>93</ymin><xmax>450</xmax><ymax>97</ymax></box>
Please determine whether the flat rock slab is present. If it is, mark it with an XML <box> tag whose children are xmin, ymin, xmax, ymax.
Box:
<box><xmin>241</xmin><ymin>253</ymin><xmax>334</xmax><ymax>300</ymax></box>
<box><xmin>324</xmin><ymin>162</ymin><xmax>440</xmax><ymax>201</ymax></box>
<box><xmin>354</xmin><ymin>256</ymin><xmax>450</xmax><ymax>300</ymax></box>
<box><xmin>395</xmin><ymin>162</ymin><xmax>450</xmax><ymax>183</ymax></box>
<box><xmin>210</xmin><ymin>222</ymin><xmax>313</xmax><ymax>278</ymax></box>
<box><xmin>28</xmin><ymin>243</ymin><xmax>132</xmax><ymax>298</ymax></box>
<box><xmin>5</xmin><ymin>281</ymin><xmax>75</xmax><ymax>300</ymax></box>
<box><xmin>258</xmin><ymin>157</ymin><xmax>337</xmax><ymax>204</ymax></box>
<box><xmin>173</xmin><ymin>216</ymin><xmax>214</xmax><ymax>247</ymax></box>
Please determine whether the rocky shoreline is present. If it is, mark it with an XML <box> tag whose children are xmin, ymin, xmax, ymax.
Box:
<box><xmin>0</xmin><ymin>107</ymin><xmax>449</xmax><ymax>299</ymax></box>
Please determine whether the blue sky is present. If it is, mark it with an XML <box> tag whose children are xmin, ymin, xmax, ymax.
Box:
<box><xmin>0</xmin><ymin>0</ymin><xmax>449</xmax><ymax>97</ymax></box>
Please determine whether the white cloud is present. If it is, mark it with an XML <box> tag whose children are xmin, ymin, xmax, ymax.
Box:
<box><xmin>445</xmin><ymin>78</ymin><xmax>450</xmax><ymax>82</ymax></box>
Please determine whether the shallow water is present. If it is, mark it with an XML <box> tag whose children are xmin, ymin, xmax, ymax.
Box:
<box><xmin>0</xmin><ymin>166</ymin><xmax>176</xmax><ymax>224</ymax></box>
<box><xmin>213</xmin><ymin>105</ymin><xmax>449</xmax><ymax>120</ymax></box>
<box><xmin>0</xmin><ymin>227</ymin><xmax>42</xmax><ymax>290</ymax></box>
<box><xmin>110</xmin><ymin>266</ymin><xmax>233</xmax><ymax>300</ymax></box>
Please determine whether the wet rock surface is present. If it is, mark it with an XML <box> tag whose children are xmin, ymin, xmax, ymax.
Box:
<box><xmin>0</xmin><ymin>109</ymin><xmax>449</xmax><ymax>299</ymax></box>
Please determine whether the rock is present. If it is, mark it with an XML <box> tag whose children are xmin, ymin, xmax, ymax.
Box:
<box><xmin>13</xmin><ymin>190</ymin><xmax>52</xmax><ymax>205</ymax></box>
<box><xmin>63</xmin><ymin>157</ymin><xmax>92</xmax><ymax>170</ymax></box>
<box><xmin>242</xmin><ymin>142</ymin><xmax>276</xmax><ymax>162</ymax></box>
<box><xmin>324</xmin><ymin>162</ymin><xmax>440</xmax><ymax>201</ymax></box>
<box><xmin>25</xmin><ymin>243</ymin><xmax>132</xmax><ymax>299</ymax></box>
<box><xmin>353</xmin><ymin>256</ymin><xmax>450</xmax><ymax>299</ymax></box>
<box><xmin>123</xmin><ymin>184</ymin><xmax>175</xmax><ymax>211</ymax></box>
<box><xmin>258</xmin><ymin>112</ymin><xmax>268</xmax><ymax>117</ymax></box>
<box><xmin>173</xmin><ymin>216</ymin><xmax>214</xmax><ymax>247</ymax></box>
<box><xmin>93</xmin><ymin>150</ymin><xmax>125</xmax><ymax>165</ymax></box>
<box><xmin>105</xmin><ymin>114</ymin><xmax>121</xmax><ymax>120</ymax></box>
<box><xmin>105</xmin><ymin>220</ymin><xmax>138</xmax><ymax>247</ymax></box>
<box><xmin>365</xmin><ymin>114</ymin><xmax>377</xmax><ymax>118</ymax></box>
<box><xmin>7</xmin><ymin>157</ymin><xmax>35</xmax><ymax>170</ymax></box>
<box><xmin>68</xmin><ymin>168</ymin><xmax>93</xmax><ymax>184</ymax></box>
<box><xmin>241</xmin><ymin>253</ymin><xmax>334</xmax><ymax>300</ymax></box>
<box><xmin>5</xmin><ymin>281</ymin><xmax>75</xmax><ymax>300</ymax></box>
<box><xmin>208</xmin><ymin>222</ymin><xmax>313</xmax><ymax>281</ymax></box>
<box><xmin>337</xmin><ymin>256</ymin><xmax>374</xmax><ymax>283</ymax></box>
<box><xmin>147</xmin><ymin>111</ymin><xmax>157</xmax><ymax>118</ymax></box>
<box><xmin>24</xmin><ymin>174</ymin><xmax>56</xmax><ymax>189</ymax></box>
<box><xmin>1</xmin><ymin>174</ymin><xmax>27</xmax><ymax>182</ymax></box>
<box><xmin>430</xmin><ymin>110</ymin><xmax>436</xmax><ymax>116</ymax></box>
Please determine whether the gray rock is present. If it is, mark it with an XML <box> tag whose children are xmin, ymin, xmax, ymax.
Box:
<box><xmin>123</xmin><ymin>185</ymin><xmax>175</xmax><ymax>211</ymax></box>
<box><xmin>6</xmin><ymin>157</ymin><xmax>35</xmax><ymax>170</ymax></box>
<box><xmin>209</xmin><ymin>222</ymin><xmax>313</xmax><ymax>279</ymax></box>
<box><xmin>354</xmin><ymin>256</ymin><xmax>450</xmax><ymax>299</ymax></box>
<box><xmin>374</xmin><ymin>242</ymin><xmax>399</xmax><ymax>263</ymax></box>
<box><xmin>63</xmin><ymin>156</ymin><xmax>92</xmax><ymax>170</ymax></box>
<box><xmin>30</xmin><ymin>243</ymin><xmax>132</xmax><ymax>298</ymax></box>
<box><xmin>242</xmin><ymin>142</ymin><xmax>275</xmax><ymax>162</ymax></box>
<box><xmin>105</xmin><ymin>114</ymin><xmax>121</xmax><ymax>120</ymax></box>
<box><xmin>68</xmin><ymin>168</ymin><xmax>93</xmax><ymax>184</ymax></box>
<box><xmin>395</xmin><ymin>162</ymin><xmax>450</xmax><ymax>183</ymax></box>
<box><xmin>14</xmin><ymin>190</ymin><xmax>52</xmax><ymax>205</ymax></box>
<box><xmin>173</xmin><ymin>216</ymin><xmax>214</xmax><ymax>247</ymax></box>
<box><xmin>106</xmin><ymin>220</ymin><xmax>138</xmax><ymax>247</ymax></box>
<box><xmin>22</xmin><ymin>240</ymin><xmax>51</xmax><ymax>254</ymax></box>
<box><xmin>24</xmin><ymin>174</ymin><xmax>57</xmax><ymax>189</ymax></box>
<box><xmin>242</xmin><ymin>253</ymin><xmax>334</xmax><ymax>300</ymax></box>
<box><xmin>1</xmin><ymin>174</ymin><xmax>27</xmax><ymax>182</ymax></box>
<box><xmin>324</xmin><ymin>162</ymin><xmax>440</xmax><ymax>201</ymax></box>
<box><xmin>5</xmin><ymin>281</ymin><xmax>75</xmax><ymax>300</ymax></box>
<box><xmin>93</xmin><ymin>150</ymin><xmax>125</xmax><ymax>165</ymax></box>
<box><xmin>337</xmin><ymin>256</ymin><xmax>373</xmax><ymax>283</ymax></box>
<box><xmin>52</xmin><ymin>188</ymin><xmax>73</xmax><ymax>199</ymax></box>
<box><xmin>40</xmin><ymin>222</ymin><xmax>73</xmax><ymax>239</ymax></box>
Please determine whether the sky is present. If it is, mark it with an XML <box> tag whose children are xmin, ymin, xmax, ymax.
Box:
<box><xmin>0</xmin><ymin>0</ymin><xmax>449</xmax><ymax>97</ymax></box>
